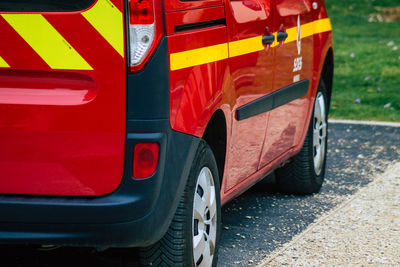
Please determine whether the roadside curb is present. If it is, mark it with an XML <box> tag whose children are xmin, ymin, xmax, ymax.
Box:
<box><xmin>329</xmin><ymin>119</ymin><xmax>400</xmax><ymax>127</ymax></box>
<box><xmin>257</xmin><ymin>162</ymin><xmax>400</xmax><ymax>267</ymax></box>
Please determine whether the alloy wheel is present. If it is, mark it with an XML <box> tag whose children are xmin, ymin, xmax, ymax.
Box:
<box><xmin>192</xmin><ymin>167</ymin><xmax>217</xmax><ymax>267</ymax></box>
<box><xmin>312</xmin><ymin>92</ymin><xmax>327</xmax><ymax>176</ymax></box>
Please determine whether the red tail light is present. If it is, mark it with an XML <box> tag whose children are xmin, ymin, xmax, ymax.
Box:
<box><xmin>129</xmin><ymin>0</ymin><xmax>154</xmax><ymax>24</ymax></box>
<box><xmin>133</xmin><ymin>142</ymin><xmax>159</xmax><ymax>179</ymax></box>
<box><xmin>128</xmin><ymin>0</ymin><xmax>164</xmax><ymax>72</ymax></box>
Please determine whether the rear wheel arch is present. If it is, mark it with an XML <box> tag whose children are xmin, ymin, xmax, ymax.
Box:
<box><xmin>321</xmin><ymin>47</ymin><xmax>334</xmax><ymax>110</ymax></box>
<box><xmin>202</xmin><ymin>110</ymin><xmax>227</xmax><ymax>186</ymax></box>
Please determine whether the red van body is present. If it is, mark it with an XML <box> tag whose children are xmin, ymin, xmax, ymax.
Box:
<box><xmin>0</xmin><ymin>0</ymin><xmax>333</xmax><ymax>265</ymax></box>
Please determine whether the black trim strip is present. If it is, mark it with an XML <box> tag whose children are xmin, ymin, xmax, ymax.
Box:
<box><xmin>174</xmin><ymin>18</ymin><xmax>226</xmax><ymax>33</ymax></box>
<box><xmin>236</xmin><ymin>79</ymin><xmax>310</xmax><ymax>121</ymax></box>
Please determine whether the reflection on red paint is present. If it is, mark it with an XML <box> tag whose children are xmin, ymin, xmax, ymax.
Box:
<box><xmin>243</xmin><ymin>0</ymin><xmax>262</xmax><ymax>11</ymax></box>
<box><xmin>225</xmin><ymin>112</ymin><xmax>268</xmax><ymax>190</ymax></box>
<box><xmin>231</xmin><ymin>1</ymin><xmax>268</xmax><ymax>24</ymax></box>
<box><xmin>276</xmin><ymin>0</ymin><xmax>312</xmax><ymax>17</ymax></box>
<box><xmin>0</xmin><ymin>70</ymin><xmax>97</xmax><ymax>106</ymax></box>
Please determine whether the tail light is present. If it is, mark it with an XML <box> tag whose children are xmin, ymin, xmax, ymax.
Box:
<box><xmin>128</xmin><ymin>0</ymin><xmax>164</xmax><ymax>72</ymax></box>
<box><xmin>133</xmin><ymin>142</ymin><xmax>159</xmax><ymax>179</ymax></box>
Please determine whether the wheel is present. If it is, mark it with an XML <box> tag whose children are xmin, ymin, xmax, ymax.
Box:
<box><xmin>275</xmin><ymin>79</ymin><xmax>328</xmax><ymax>194</ymax></box>
<box><xmin>140</xmin><ymin>141</ymin><xmax>221</xmax><ymax>267</ymax></box>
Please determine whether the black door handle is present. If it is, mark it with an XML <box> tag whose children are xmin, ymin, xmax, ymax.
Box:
<box><xmin>262</xmin><ymin>33</ymin><xmax>275</xmax><ymax>45</ymax></box>
<box><xmin>277</xmin><ymin>32</ymin><xmax>288</xmax><ymax>42</ymax></box>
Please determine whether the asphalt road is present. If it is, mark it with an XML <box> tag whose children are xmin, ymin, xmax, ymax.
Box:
<box><xmin>1</xmin><ymin>122</ymin><xmax>399</xmax><ymax>266</ymax></box>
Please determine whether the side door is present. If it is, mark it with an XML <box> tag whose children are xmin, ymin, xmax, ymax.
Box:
<box><xmin>259</xmin><ymin>0</ymin><xmax>314</xmax><ymax>167</ymax></box>
<box><xmin>224</xmin><ymin>0</ymin><xmax>274</xmax><ymax>191</ymax></box>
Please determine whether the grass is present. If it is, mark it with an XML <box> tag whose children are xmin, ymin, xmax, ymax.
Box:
<box><xmin>326</xmin><ymin>0</ymin><xmax>400</xmax><ymax>122</ymax></box>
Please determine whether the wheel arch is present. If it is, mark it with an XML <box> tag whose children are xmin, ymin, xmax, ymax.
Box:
<box><xmin>202</xmin><ymin>109</ymin><xmax>227</xmax><ymax>186</ymax></box>
<box><xmin>321</xmin><ymin>47</ymin><xmax>334</xmax><ymax>110</ymax></box>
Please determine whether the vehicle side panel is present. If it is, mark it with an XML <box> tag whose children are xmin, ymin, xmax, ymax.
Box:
<box><xmin>223</xmin><ymin>0</ymin><xmax>274</xmax><ymax>191</ymax></box>
<box><xmin>258</xmin><ymin>0</ymin><xmax>314</xmax><ymax>169</ymax></box>
<box><xmin>165</xmin><ymin>0</ymin><xmax>223</xmax><ymax>12</ymax></box>
<box><xmin>167</xmin><ymin>6</ymin><xmax>230</xmax><ymax>138</ymax></box>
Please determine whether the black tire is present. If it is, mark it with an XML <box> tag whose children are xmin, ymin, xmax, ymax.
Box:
<box><xmin>140</xmin><ymin>141</ymin><xmax>221</xmax><ymax>266</ymax></box>
<box><xmin>275</xmin><ymin>79</ymin><xmax>329</xmax><ymax>194</ymax></box>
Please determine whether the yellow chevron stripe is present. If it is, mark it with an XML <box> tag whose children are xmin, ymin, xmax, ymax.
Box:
<box><xmin>82</xmin><ymin>0</ymin><xmax>124</xmax><ymax>57</ymax></box>
<box><xmin>169</xmin><ymin>18</ymin><xmax>332</xmax><ymax>71</ymax></box>
<box><xmin>0</xmin><ymin>56</ymin><xmax>10</xmax><ymax>68</ymax></box>
<box><xmin>1</xmin><ymin>14</ymin><xmax>92</xmax><ymax>70</ymax></box>
<box><xmin>170</xmin><ymin>43</ymin><xmax>228</xmax><ymax>71</ymax></box>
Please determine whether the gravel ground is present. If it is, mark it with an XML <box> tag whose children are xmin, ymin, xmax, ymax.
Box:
<box><xmin>260</xmin><ymin>162</ymin><xmax>400</xmax><ymax>266</ymax></box>
<box><xmin>219</xmin><ymin>122</ymin><xmax>400</xmax><ymax>266</ymax></box>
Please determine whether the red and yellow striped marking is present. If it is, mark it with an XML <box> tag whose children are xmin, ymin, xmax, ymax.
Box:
<box><xmin>170</xmin><ymin>18</ymin><xmax>332</xmax><ymax>71</ymax></box>
<box><xmin>82</xmin><ymin>0</ymin><xmax>124</xmax><ymax>57</ymax></box>
<box><xmin>2</xmin><ymin>14</ymin><xmax>93</xmax><ymax>70</ymax></box>
<box><xmin>0</xmin><ymin>56</ymin><xmax>9</xmax><ymax>68</ymax></box>
<box><xmin>0</xmin><ymin>0</ymin><xmax>124</xmax><ymax>70</ymax></box>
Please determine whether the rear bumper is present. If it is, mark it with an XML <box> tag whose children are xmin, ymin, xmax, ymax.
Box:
<box><xmin>0</xmin><ymin>120</ymin><xmax>199</xmax><ymax>247</ymax></box>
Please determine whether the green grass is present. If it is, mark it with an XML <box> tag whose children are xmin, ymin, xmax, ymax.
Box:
<box><xmin>326</xmin><ymin>0</ymin><xmax>400</xmax><ymax>121</ymax></box>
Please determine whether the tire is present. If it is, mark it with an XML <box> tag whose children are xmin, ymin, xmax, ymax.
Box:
<box><xmin>140</xmin><ymin>141</ymin><xmax>221</xmax><ymax>267</ymax></box>
<box><xmin>275</xmin><ymin>79</ymin><xmax>328</xmax><ymax>194</ymax></box>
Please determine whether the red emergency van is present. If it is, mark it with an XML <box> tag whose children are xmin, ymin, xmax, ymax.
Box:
<box><xmin>0</xmin><ymin>0</ymin><xmax>333</xmax><ymax>265</ymax></box>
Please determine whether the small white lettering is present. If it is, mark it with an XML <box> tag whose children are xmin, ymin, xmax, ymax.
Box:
<box><xmin>293</xmin><ymin>56</ymin><xmax>303</xmax><ymax>72</ymax></box>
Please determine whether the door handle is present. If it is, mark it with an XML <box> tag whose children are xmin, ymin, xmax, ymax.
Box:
<box><xmin>262</xmin><ymin>33</ymin><xmax>275</xmax><ymax>45</ymax></box>
<box><xmin>277</xmin><ymin>32</ymin><xmax>288</xmax><ymax>42</ymax></box>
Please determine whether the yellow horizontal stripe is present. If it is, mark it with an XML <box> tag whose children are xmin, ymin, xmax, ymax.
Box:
<box><xmin>229</xmin><ymin>36</ymin><xmax>264</xmax><ymax>57</ymax></box>
<box><xmin>270</xmin><ymin>33</ymin><xmax>280</xmax><ymax>48</ymax></box>
<box><xmin>170</xmin><ymin>18</ymin><xmax>332</xmax><ymax>71</ymax></box>
<box><xmin>273</xmin><ymin>18</ymin><xmax>332</xmax><ymax>47</ymax></box>
<box><xmin>301</xmin><ymin>21</ymin><xmax>316</xmax><ymax>39</ymax></box>
<box><xmin>82</xmin><ymin>0</ymin><xmax>124</xmax><ymax>57</ymax></box>
<box><xmin>170</xmin><ymin>43</ymin><xmax>228</xmax><ymax>71</ymax></box>
<box><xmin>2</xmin><ymin>14</ymin><xmax>92</xmax><ymax>70</ymax></box>
<box><xmin>313</xmin><ymin>18</ymin><xmax>332</xmax><ymax>35</ymax></box>
<box><xmin>0</xmin><ymin>56</ymin><xmax>10</xmax><ymax>68</ymax></box>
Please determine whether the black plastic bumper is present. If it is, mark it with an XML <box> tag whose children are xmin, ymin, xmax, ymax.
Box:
<box><xmin>0</xmin><ymin>120</ymin><xmax>199</xmax><ymax>247</ymax></box>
